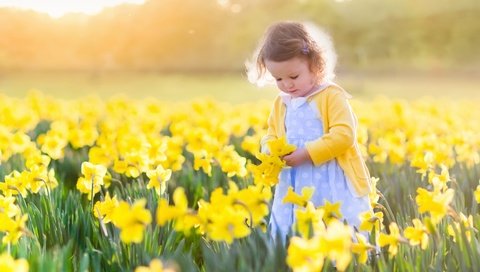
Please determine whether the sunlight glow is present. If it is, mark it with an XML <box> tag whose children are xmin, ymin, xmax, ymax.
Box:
<box><xmin>0</xmin><ymin>0</ymin><xmax>146</xmax><ymax>18</ymax></box>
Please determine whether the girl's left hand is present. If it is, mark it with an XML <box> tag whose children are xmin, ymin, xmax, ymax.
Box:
<box><xmin>282</xmin><ymin>148</ymin><xmax>312</xmax><ymax>167</ymax></box>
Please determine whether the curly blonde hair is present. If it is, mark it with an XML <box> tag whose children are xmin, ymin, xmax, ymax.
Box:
<box><xmin>247</xmin><ymin>21</ymin><xmax>336</xmax><ymax>86</ymax></box>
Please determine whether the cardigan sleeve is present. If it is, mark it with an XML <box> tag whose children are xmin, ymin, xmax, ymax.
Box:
<box><xmin>304</xmin><ymin>89</ymin><xmax>356</xmax><ymax>165</ymax></box>
<box><xmin>260</xmin><ymin>97</ymin><xmax>281</xmax><ymax>153</ymax></box>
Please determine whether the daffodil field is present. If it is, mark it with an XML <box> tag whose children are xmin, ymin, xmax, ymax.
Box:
<box><xmin>1</xmin><ymin>91</ymin><xmax>480</xmax><ymax>271</ymax></box>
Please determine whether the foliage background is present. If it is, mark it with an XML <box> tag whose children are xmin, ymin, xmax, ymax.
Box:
<box><xmin>1</xmin><ymin>0</ymin><xmax>479</xmax><ymax>73</ymax></box>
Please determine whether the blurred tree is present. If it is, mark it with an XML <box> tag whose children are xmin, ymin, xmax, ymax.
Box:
<box><xmin>0</xmin><ymin>0</ymin><xmax>478</xmax><ymax>72</ymax></box>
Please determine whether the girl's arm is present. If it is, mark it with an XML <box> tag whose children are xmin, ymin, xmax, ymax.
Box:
<box><xmin>305</xmin><ymin>89</ymin><xmax>356</xmax><ymax>165</ymax></box>
<box><xmin>260</xmin><ymin>97</ymin><xmax>282</xmax><ymax>153</ymax></box>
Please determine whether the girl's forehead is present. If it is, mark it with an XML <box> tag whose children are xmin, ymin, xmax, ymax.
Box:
<box><xmin>265</xmin><ymin>57</ymin><xmax>308</xmax><ymax>74</ymax></box>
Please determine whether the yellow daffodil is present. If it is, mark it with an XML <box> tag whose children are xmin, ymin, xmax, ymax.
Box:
<box><xmin>1</xmin><ymin>214</ymin><xmax>28</xmax><ymax>245</ymax></box>
<box><xmin>146</xmin><ymin>165</ymin><xmax>172</xmax><ymax>196</ymax></box>
<box><xmin>160</xmin><ymin>136</ymin><xmax>185</xmax><ymax>172</ymax></box>
<box><xmin>0</xmin><ymin>213</ymin><xmax>11</xmax><ymax>232</ymax></box>
<box><xmin>25</xmin><ymin>153</ymin><xmax>51</xmax><ymax>170</ymax></box>
<box><xmin>320</xmin><ymin>220</ymin><xmax>352</xmax><ymax>271</ymax></box>
<box><xmin>474</xmin><ymin>182</ymin><xmax>480</xmax><ymax>204</ymax></box>
<box><xmin>379</xmin><ymin>222</ymin><xmax>403</xmax><ymax>258</ymax></box>
<box><xmin>207</xmin><ymin>205</ymin><xmax>251</xmax><ymax>244</ymax></box>
<box><xmin>88</xmin><ymin>146</ymin><xmax>115</xmax><ymax>167</ymax></box>
<box><xmin>135</xmin><ymin>259</ymin><xmax>164</xmax><ymax>272</ymax></box>
<box><xmin>287</xmin><ymin>236</ymin><xmax>324</xmax><ymax>272</ymax></box>
<box><xmin>26</xmin><ymin>165</ymin><xmax>58</xmax><ymax>193</ymax></box>
<box><xmin>368</xmin><ymin>142</ymin><xmax>388</xmax><ymax>163</ymax></box>
<box><xmin>295</xmin><ymin>202</ymin><xmax>325</xmax><ymax>238</ymax></box>
<box><xmin>369</xmin><ymin>177</ymin><xmax>380</xmax><ymax>206</ymax></box>
<box><xmin>352</xmin><ymin>233</ymin><xmax>375</xmax><ymax>264</ymax></box>
<box><xmin>359</xmin><ymin>210</ymin><xmax>383</xmax><ymax>233</ymax></box>
<box><xmin>10</xmin><ymin>132</ymin><xmax>31</xmax><ymax>154</ymax></box>
<box><xmin>184</xmin><ymin>127</ymin><xmax>216</xmax><ymax>155</ymax></box>
<box><xmin>217</xmin><ymin>145</ymin><xmax>247</xmax><ymax>178</ymax></box>
<box><xmin>37</xmin><ymin>124</ymin><xmax>69</xmax><ymax>160</ymax></box>
<box><xmin>69</xmin><ymin>121</ymin><xmax>99</xmax><ymax>149</ymax></box>
<box><xmin>76</xmin><ymin>162</ymin><xmax>107</xmax><ymax>200</ymax></box>
<box><xmin>0</xmin><ymin>252</ymin><xmax>29</xmax><ymax>272</ymax></box>
<box><xmin>229</xmin><ymin>184</ymin><xmax>272</xmax><ymax>226</ymax></box>
<box><xmin>319</xmin><ymin>200</ymin><xmax>342</xmax><ymax>225</ymax></box>
<box><xmin>282</xmin><ymin>186</ymin><xmax>315</xmax><ymax>208</ymax></box>
<box><xmin>156</xmin><ymin>199</ymin><xmax>183</xmax><ymax>227</ymax></box>
<box><xmin>250</xmin><ymin>152</ymin><xmax>284</xmax><ymax>186</ymax></box>
<box><xmin>241</xmin><ymin>134</ymin><xmax>261</xmax><ymax>155</ymax></box>
<box><xmin>93</xmin><ymin>193</ymin><xmax>119</xmax><ymax>224</ymax></box>
<box><xmin>174</xmin><ymin>213</ymin><xmax>202</xmax><ymax>235</ymax></box>
<box><xmin>113</xmin><ymin>152</ymin><xmax>149</xmax><ymax>178</ymax></box>
<box><xmin>0</xmin><ymin>195</ymin><xmax>21</xmax><ymax>218</ymax></box>
<box><xmin>404</xmin><ymin>218</ymin><xmax>429</xmax><ymax>249</ymax></box>
<box><xmin>410</xmin><ymin>151</ymin><xmax>434</xmax><ymax>177</ymax></box>
<box><xmin>0</xmin><ymin>171</ymin><xmax>29</xmax><ymax>197</ymax></box>
<box><xmin>156</xmin><ymin>187</ymin><xmax>189</xmax><ymax>227</ymax></box>
<box><xmin>447</xmin><ymin>212</ymin><xmax>473</xmax><ymax>242</ymax></box>
<box><xmin>146</xmin><ymin>136</ymin><xmax>167</xmax><ymax>166</ymax></box>
<box><xmin>193</xmin><ymin>151</ymin><xmax>213</xmax><ymax>177</ymax></box>
<box><xmin>416</xmin><ymin>187</ymin><xmax>454</xmax><ymax>224</ymax></box>
<box><xmin>117</xmin><ymin>133</ymin><xmax>150</xmax><ymax>157</ymax></box>
<box><xmin>266</xmin><ymin>136</ymin><xmax>296</xmax><ymax>157</ymax></box>
<box><xmin>111</xmin><ymin>199</ymin><xmax>152</xmax><ymax>244</ymax></box>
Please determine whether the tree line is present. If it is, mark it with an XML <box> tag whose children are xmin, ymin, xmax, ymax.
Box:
<box><xmin>0</xmin><ymin>0</ymin><xmax>479</xmax><ymax>72</ymax></box>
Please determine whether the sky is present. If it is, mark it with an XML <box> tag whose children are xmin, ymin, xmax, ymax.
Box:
<box><xmin>0</xmin><ymin>0</ymin><xmax>146</xmax><ymax>18</ymax></box>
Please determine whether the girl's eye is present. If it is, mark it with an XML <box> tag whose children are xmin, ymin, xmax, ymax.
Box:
<box><xmin>276</xmin><ymin>78</ymin><xmax>282</xmax><ymax>82</ymax></box>
<box><xmin>290</xmin><ymin>75</ymin><xmax>298</xmax><ymax>79</ymax></box>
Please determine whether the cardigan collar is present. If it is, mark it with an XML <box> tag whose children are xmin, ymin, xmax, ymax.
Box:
<box><xmin>280</xmin><ymin>81</ymin><xmax>333</xmax><ymax>108</ymax></box>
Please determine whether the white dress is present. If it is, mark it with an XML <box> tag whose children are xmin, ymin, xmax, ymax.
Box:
<box><xmin>269</xmin><ymin>91</ymin><xmax>371</xmax><ymax>241</ymax></box>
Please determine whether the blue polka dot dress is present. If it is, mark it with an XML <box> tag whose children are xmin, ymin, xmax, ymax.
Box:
<box><xmin>268</xmin><ymin>92</ymin><xmax>371</xmax><ymax>241</ymax></box>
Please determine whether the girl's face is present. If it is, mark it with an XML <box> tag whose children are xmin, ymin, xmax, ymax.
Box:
<box><xmin>265</xmin><ymin>57</ymin><xmax>317</xmax><ymax>98</ymax></box>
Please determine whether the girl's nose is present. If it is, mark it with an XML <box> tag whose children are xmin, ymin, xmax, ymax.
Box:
<box><xmin>285</xmin><ymin>80</ymin><xmax>294</xmax><ymax>88</ymax></box>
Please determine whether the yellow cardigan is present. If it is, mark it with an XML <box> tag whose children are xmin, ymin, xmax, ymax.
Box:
<box><xmin>261</xmin><ymin>84</ymin><xmax>372</xmax><ymax>197</ymax></box>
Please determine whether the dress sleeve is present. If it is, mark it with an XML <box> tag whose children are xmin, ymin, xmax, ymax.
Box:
<box><xmin>304</xmin><ymin>90</ymin><xmax>356</xmax><ymax>165</ymax></box>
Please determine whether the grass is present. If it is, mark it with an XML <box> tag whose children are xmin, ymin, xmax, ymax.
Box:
<box><xmin>1</xmin><ymin>70</ymin><xmax>479</xmax><ymax>102</ymax></box>
<box><xmin>0</xmin><ymin>71</ymin><xmax>278</xmax><ymax>103</ymax></box>
<box><xmin>336</xmin><ymin>70</ymin><xmax>480</xmax><ymax>100</ymax></box>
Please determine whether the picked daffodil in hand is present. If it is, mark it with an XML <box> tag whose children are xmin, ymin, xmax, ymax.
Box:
<box><xmin>266</xmin><ymin>136</ymin><xmax>296</xmax><ymax>157</ymax></box>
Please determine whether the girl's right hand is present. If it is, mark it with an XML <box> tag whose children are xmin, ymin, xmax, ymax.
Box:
<box><xmin>282</xmin><ymin>148</ymin><xmax>312</xmax><ymax>167</ymax></box>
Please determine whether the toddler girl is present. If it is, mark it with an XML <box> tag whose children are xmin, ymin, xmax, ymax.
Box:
<box><xmin>249</xmin><ymin>21</ymin><xmax>372</xmax><ymax>241</ymax></box>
